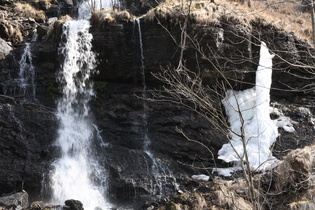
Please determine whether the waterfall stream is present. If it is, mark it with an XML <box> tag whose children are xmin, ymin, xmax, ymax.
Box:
<box><xmin>78</xmin><ymin>0</ymin><xmax>120</xmax><ymax>19</ymax></box>
<box><xmin>135</xmin><ymin>18</ymin><xmax>177</xmax><ymax>197</ymax></box>
<box><xmin>136</xmin><ymin>18</ymin><xmax>150</xmax><ymax>152</ymax></box>
<box><xmin>50</xmin><ymin>19</ymin><xmax>111</xmax><ymax>209</ymax></box>
<box><xmin>17</xmin><ymin>42</ymin><xmax>36</xmax><ymax>100</ymax></box>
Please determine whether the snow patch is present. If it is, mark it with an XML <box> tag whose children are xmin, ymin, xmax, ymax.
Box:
<box><xmin>192</xmin><ymin>174</ymin><xmax>210</xmax><ymax>181</ymax></box>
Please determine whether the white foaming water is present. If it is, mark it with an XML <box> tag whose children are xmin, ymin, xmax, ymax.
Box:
<box><xmin>216</xmin><ymin>42</ymin><xmax>295</xmax><ymax>176</ymax></box>
<box><xmin>136</xmin><ymin>18</ymin><xmax>176</xmax><ymax>196</ymax></box>
<box><xmin>17</xmin><ymin>42</ymin><xmax>36</xmax><ymax>100</ymax></box>
<box><xmin>78</xmin><ymin>0</ymin><xmax>120</xmax><ymax>20</ymax></box>
<box><xmin>51</xmin><ymin>20</ymin><xmax>111</xmax><ymax>209</ymax></box>
<box><xmin>31</xmin><ymin>25</ymin><xmax>38</xmax><ymax>42</ymax></box>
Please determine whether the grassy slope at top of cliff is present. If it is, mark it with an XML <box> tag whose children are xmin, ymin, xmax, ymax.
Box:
<box><xmin>143</xmin><ymin>0</ymin><xmax>312</xmax><ymax>44</ymax></box>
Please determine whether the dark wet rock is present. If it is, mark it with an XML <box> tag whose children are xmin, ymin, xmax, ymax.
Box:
<box><xmin>0</xmin><ymin>99</ymin><xmax>57</xmax><ymax>200</ymax></box>
<box><xmin>64</xmin><ymin>199</ymin><xmax>83</xmax><ymax>210</ymax></box>
<box><xmin>0</xmin><ymin>191</ymin><xmax>28</xmax><ymax>209</ymax></box>
<box><xmin>36</xmin><ymin>24</ymin><xmax>49</xmax><ymax>41</ymax></box>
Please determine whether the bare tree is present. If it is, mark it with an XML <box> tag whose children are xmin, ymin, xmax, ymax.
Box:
<box><xmin>146</xmin><ymin>0</ymin><xmax>315</xmax><ymax>209</ymax></box>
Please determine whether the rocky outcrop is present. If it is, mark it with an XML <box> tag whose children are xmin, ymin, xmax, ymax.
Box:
<box><xmin>64</xmin><ymin>199</ymin><xmax>84</xmax><ymax>210</ymax></box>
<box><xmin>0</xmin><ymin>98</ymin><xmax>57</xmax><ymax>200</ymax></box>
<box><xmin>0</xmin><ymin>38</ymin><xmax>12</xmax><ymax>60</ymax></box>
<box><xmin>0</xmin><ymin>191</ymin><xmax>28</xmax><ymax>209</ymax></box>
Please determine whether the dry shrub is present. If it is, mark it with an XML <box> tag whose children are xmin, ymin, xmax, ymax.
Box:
<box><xmin>143</xmin><ymin>0</ymin><xmax>312</xmax><ymax>43</ymax></box>
<box><xmin>144</xmin><ymin>0</ymin><xmax>251</xmax><ymax>27</ymax></box>
<box><xmin>14</xmin><ymin>2</ymin><xmax>46</xmax><ymax>22</ymax></box>
<box><xmin>289</xmin><ymin>200</ymin><xmax>315</xmax><ymax>210</ymax></box>
<box><xmin>90</xmin><ymin>9</ymin><xmax>131</xmax><ymax>26</ymax></box>
<box><xmin>275</xmin><ymin>145</ymin><xmax>315</xmax><ymax>192</ymax></box>
<box><xmin>57</xmin><ymin>15</ymin><xmax>73</xmax><ymax>23</ymax></box>
<box><xmin>145</xmin><ymin>6</ymin><xmax>173</xmax><ymax>22</ymax></box>
<box><xmin>0</xmin><ymin>20</ymin><xmax>23</xmax><ymax>43</ymax></box>
<box><xmin>33</xmin><ymin>0</ymin><xmax>52</xmax><ymax>10</ymax></box>
<box><xmin>213</xmin><ymin>180</ymin><xmax>253</xmax><ymax>210</ymax></box>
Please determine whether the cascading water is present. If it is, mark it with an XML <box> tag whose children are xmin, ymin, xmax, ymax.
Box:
<box><xmin>136</xmin><ymin>18</ymin><xmax>150</xmax><ymax>153</ymax></box>
<box><xmin>50</xmin><ymin>20</ymin><xmax>111</xmax><ymax>209</ymax></box>
<box><xmin>17</xmin><ymin>42</ymin><xmax>36</xmax><ymax>100</ymax></box>
<box><xmin>78</xmin><ymin>0</ymin><xmax>120</xmax><ymax>19</ymax></box>
<box><xmin>135</xmin><ymin>18</ymin><xmax>176</xmax><ymax>196</ymax></box>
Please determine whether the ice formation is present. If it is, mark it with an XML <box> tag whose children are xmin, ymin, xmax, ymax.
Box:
<box><xmin>192</xmin><ymin>174</ymin><xmax>210</xmax><ymax>181</ymax></box>
<box><xmin>216</xmin><ymin>42</ymin><xmax>295</xmax><ymax>176</ymax></box>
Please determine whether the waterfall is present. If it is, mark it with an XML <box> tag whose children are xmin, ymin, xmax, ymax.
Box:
<box><xmin>136</xmin><ymin>18</ymin><xmax>150</xmax><ymax>152</ymax></box>
<box><xmin>135</xmin><ymin>18</ymin><xmax>176</xmax><ymax>196</ymax></box>
<box><xmin>78</xmin><ymin>0</ymin><xmax>120</xmax><ymax>20</ymax></box>
<box><xmin>50</xmin><ymin>20</ymin><xmax>111</xmax><ymax>209</ymax></box>
<box><xmin>17</xmin><ymin>42</ymin><xmax>36</xmax><ymax>100</ymax></box>
<box><xmin>31</xmin><ymin>26</ymin><xmax>38</xmax><ymax>42</ymax></box>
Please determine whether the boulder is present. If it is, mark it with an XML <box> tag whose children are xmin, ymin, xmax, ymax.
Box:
<box><xmin>0</xmin><ymin>191</ymin><xmax>28</xmax><ymax>209</ymax></box>
<box><xmin>0</xmin><ymin>99</ymin><xmax>58</xmax><ymax>200</ymax></box>
<box><xmin>0</xmin><ymin>38</ymin><xmax>11</xmax><ymax>60</ymax></box>
<box><xmin>64</xmin><ymin>200</ymin><xmax>84</xmax><ymax>210</ymax></box>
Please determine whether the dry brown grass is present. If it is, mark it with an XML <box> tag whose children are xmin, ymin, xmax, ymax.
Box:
<box><xmin>274</xmin><ymin>145</ymin><xmax>315</xmax><ymax>192</ymax></box>
<box><xmin>33</xmin><ymin>0</ymin><xmax>53</xmax><ymax>10</ymax></box>
<box><xmin>90</xmin><ymin>9</ymin><xmax>131</xmax><ymax>25</ymax></box>
<box><xmin>144</xmin><ymin>0</ymin><xmax>312</xmax><ymax>43</ymax></box>
<box><xmin>13</xmin><ymin>2</ymin><xmax>46</xmax><ymax>22</ymax></box>
<box><xmin>230</xmin><ymin>0</ymin><xmax>312</xmax><ymax>42</ymax></box>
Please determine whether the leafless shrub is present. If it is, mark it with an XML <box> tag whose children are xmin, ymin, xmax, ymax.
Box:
<box><xmin>90</xmin><ymin>9</ymin><xmax>131</xmax><ymax>26</ymax></box>
<box><xmin>14</xmin><ymin>2</ymin><xmax>46</xmax><ymax>22</ymax></box>
<box><xmin>274</xmin><ymin>145</ymin><xmax>315</xmax><ymax>192</ymax></box>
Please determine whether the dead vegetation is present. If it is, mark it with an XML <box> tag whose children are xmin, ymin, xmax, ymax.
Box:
<box><xmin>143</xmin><ymin>0</ymin><xmax>313</xmax><ymax>43</ymax></box>
<box><xmin>274</xmin><ymin>145</ymin><xmax>315</xmax><ymax>192</ymax></box>
<box><xmin>170</xmin><ymin>145</ymin><xmax>315</xmax><ymax>209</ymax></box>
<box><xmin>13</xmin><ymin>2</ymin><xmax>46</xmax><ymax>22</ymax></box>
<box><xmin>0</xmin><ymin>18</ymin><xmax>24</xmax><ymax>44</ymax></box>
<box><xmin>90</xmin><ymin>9</ymin><xmax>131</xmax><ymax>26</ymax></box>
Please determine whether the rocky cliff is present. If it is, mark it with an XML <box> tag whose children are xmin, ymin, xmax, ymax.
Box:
<box><xmin>1</xmin><ymin>0</ymin><xmax>315</xmax><ymax>209</ymax></box>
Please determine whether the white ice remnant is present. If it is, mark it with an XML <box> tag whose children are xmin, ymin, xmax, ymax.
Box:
<box><xmin>192</xmin><ymin>174</ymin><xmax>210</xmax><ymax>181</ymax></box>
<box><xmin>216</xmin><ymin>42</ymin><xmax>295</xmax><ymax>176</ymax></box>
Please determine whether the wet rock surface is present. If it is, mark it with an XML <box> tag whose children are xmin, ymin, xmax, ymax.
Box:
<box><xmin>64</xmin><ymin>199</ymin><xmax>84</xmax><ymax>210</ymax></box>
<box><xmin>0</xmin><ymin>98</ymin><xmax>57</xmax><ymax>200</ymax></box>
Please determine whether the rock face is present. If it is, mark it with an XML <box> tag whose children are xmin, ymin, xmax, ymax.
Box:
<box><xmin>1</xmin><ymin>6</ymin><xmax>315</xmax><ymax>209</ymax></box>
<box><xmin>0</xmin><ymin>98</ymin><xmax>57</xmax><ymax>200</ymax></box>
